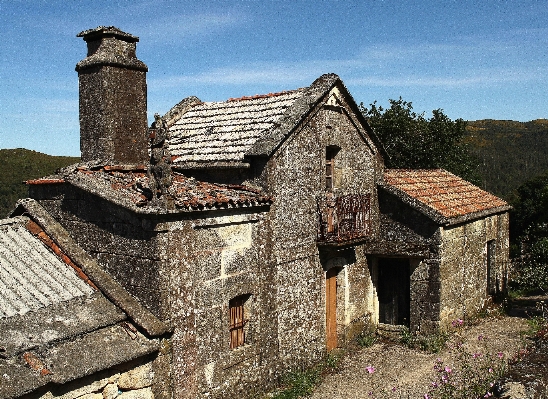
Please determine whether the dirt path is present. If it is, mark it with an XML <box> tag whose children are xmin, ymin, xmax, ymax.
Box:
<box><xmin>310</xmin><ymin>316</ymin><xmax>529</xmax><ymax>399</ymax></box>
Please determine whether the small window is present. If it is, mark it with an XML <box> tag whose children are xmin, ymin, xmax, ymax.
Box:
<box><xmin>229</xmin><ymin>295</ymin><xmax>249</xmax><ymax>349</ymax></box>
<box><xmin>325</xmin><ymin>146</ymin><xmax>339</xmax><ymax>190</ymax></box>
<box><xmin>486</xmin><ymin>240</ymin><xmax>496</xmax><ymax>295</ymax></box>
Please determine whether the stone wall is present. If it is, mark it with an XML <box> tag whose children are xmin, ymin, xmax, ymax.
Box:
<box><xmin>263</xmin><ymin>87</ymin><xmax>380</xmax><ymax>368</ymax></box>
<box><xmin>31</xmin><ymin>358</ymin><xmax>156</xmax><ymax>399</ymax></box>
<box><xmin>30</xmin><ymin>183</ymin><xmax>167</xmax><ymax>320</ymax></box>
<box><xmin>439</xmin><ymin>212</ymin><xmax>510</xmax><ymax>328</ymax></box>
<box><xmin>163</xmin><ymin>210</ymin><xmax>276</xmax><ymax>399</ymax></box>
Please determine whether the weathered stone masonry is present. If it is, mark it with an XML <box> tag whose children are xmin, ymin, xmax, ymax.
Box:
<box><xmin>4</xmin><ymin>25</ymin><xmax>512</xmax><ymax>399</ymax></box>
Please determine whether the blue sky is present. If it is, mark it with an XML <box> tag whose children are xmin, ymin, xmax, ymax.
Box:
<box><xmin>1</xmin><ymin>0</ymin><xmax>547</xmax><ymax>156</ymax></box>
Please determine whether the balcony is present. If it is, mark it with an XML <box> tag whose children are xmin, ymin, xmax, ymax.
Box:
<box><xmin>317</xmin><ymin>193</ymin><xmax>371</xmax><ymax>246</ymax></box>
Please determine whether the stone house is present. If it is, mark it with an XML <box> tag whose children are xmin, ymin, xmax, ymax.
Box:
<box><xmin>1</xmin><ymin>26</ymin><xmax>510</xmax><ymax>399</ymax></box>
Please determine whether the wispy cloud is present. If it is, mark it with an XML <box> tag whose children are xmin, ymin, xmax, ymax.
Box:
<box><xmin>149</xmin><ymin>59</ymin><xmax>359</xmax><ymax>89</ymax></box>
<box><xmin>126</xmin><ymin>11</ymin><xmax>246</xmax><ymax>44</ymax></box>
<box><xmin>149</xmin><ymin>42</ymin><xmax>546</xmax><ymax>93</ymax></box>
<box><xmin>347</xmin><ymin>68</ymin><xmax>547</xmax><ymax>88</ymax></box>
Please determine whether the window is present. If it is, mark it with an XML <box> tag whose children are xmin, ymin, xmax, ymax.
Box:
<box><xmin>325</xmin><ymin>146</ymin><xmax>339</xmax><ymax>190</ymax></box>
<box><xmin>486</xmin><ymin>240</ymin><xmax>496</xmax><ymax>295</ymax></box>
<box><xmin>229</xmin><ymin>295</ymin><xmax>249</xmax><ymax>349</ymax></box>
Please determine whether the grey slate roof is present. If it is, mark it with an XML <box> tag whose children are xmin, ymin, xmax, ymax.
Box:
<box><xmin>165</xmin><ymin>73</ymin><xmax>380</xmax><ymax>168</ymax></box>
<box><xmin>168</xmin><ymin>88</ymin><xmax>306</xmax><ymax>165</ymax></box>
<box><xmin>0</xmin><ymin>217</ymin><xmax>94</xmax><ymax>318</ymax></box>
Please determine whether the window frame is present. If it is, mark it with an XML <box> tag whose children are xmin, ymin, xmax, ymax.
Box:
<box><xmin>325</xmin><ymin>146</ymin><xmax>340</xmax><ymax>191</ymax></box>
<box><xmin>229</xmin><ymin>295</ymin><xmax>249</xmax><ymax>349</ymax></box>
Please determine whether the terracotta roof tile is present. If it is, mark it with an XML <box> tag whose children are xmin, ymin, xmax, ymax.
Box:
<box><xmin>384</xmin><ymin>169</ymin><xmax>508</xmax><ymax>219</ymax></box>
<box><xmin>64</xmin><ymin>166</ymin><xmax>272</xmax><ymax>212</ymax></box>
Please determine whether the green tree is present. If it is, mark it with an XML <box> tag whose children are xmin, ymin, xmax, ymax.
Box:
<box><xmin>509</xmin><ymin>170</ymin><xmax>548</xmax><ymax>291</ymax></box>
<box><xmin>360</xmin><ymin>98</ymin><xmax>479</xmax><ymax>183</ymax></box>
<box><xmin>509</xmin><ymin>169</ymin><xmax>548</xmax><ymax>241</ymax></box>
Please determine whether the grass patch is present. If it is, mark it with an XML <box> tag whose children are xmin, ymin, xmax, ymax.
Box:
<box><xmin>399</xmin><ymin>327</ymin><xmax>449</xmax><ymax>354</ymax></box>
<box><xmin>356</xmin><ymin>329</ymin><xmax>377</xmax><ymax>348</ymax></box>
<box><xmin>268</xmin><ymin>352</ymin><xmax>344</xmax><ymax>399</ymax></box>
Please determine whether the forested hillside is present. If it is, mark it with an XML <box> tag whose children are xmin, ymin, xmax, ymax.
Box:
<box><xmin>466</xmin><ymin>119</ymin><xmax>548</xmax><ymax>199</ymax></box>
<box><xmin>0</xmin><ymin>149</ymin><xmax>79</xmax><ymax>217</ymax></box>
<box><xmin>0</xmin><ymin>119</ymin><xmax>547</xmax><ymax>216</ymax></box>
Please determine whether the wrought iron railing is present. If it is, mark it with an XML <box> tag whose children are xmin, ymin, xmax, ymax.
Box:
<box><xmin>317</xmin><ymin>194</ymin><xmax>371</xmax><ymax>244</ymax></box>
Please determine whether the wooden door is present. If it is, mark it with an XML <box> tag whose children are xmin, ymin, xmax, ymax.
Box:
<box><xmin>326</xmin><ymin>268</ymin><xmax>338</xmax><ymax>351</ymax></box>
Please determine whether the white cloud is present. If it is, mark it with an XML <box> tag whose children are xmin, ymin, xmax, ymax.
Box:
<box><xmin>125</xmin><ymin>10</ymin><xmax>246</xmax><ymax>44</ymax></box>
<box><xmin>149</xmin><ymin>46</ymin><xmax>546</xmax><ymax>93</ymax></box>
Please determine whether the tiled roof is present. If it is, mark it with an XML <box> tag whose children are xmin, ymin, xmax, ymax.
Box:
<box><xmin>0</xmin><ymin>217</ymin><xmax>94</xmax><ymax>319</ymax></box>
<box><xmin>168</xmin><ymin>89</ymin><xmax>306</xmax><ymax>164</ymax></box>
<box><xmin>383</xmin><ymin>169</ymin><xmax>510</xmax><ymax>223</ymax></box>
<box><xmin>31</xmin><ymin>165</ymin><xmax>273</xmax><ymax>213</ymax></box>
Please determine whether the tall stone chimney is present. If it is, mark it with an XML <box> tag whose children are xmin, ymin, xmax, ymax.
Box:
<box><xmin>76</xmin><ymin>27</ymin><xmax>148</xmax><ymax>164</ymax></box>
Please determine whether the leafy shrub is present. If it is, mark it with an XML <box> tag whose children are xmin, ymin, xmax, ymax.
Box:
<box><xmin>271</xmin><ymin>368</ymin><xmax>321</xmax><ymax>399</ymax></box>
<box><xmin>356</xmin><ymin>329</ymin><xmax>378</xmax><ymax>348</ymax></box>
<box><xmin>399</xmin><ymin>327</ymin><xmax>449</xmax><ymax>354</ymax></box>
<box><xmin>512</xmin><ymin>238</ymin><xmax>548</xmax><ymax>292</ymax></box>
<box><xmin>270</xmin><ymin>352</ymin><xmax>345</xmax><ymax>399</ymax></box>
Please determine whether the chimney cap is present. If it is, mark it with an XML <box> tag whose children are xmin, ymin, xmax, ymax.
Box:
<box><xmin>77</xmin><ymin>26</ymin><xmax>139</xmax><ymax>43</ymax></box>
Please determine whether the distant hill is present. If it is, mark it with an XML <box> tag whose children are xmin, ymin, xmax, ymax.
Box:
<box><xmin>0</xmin><ymin>149</ymin><xmax>79</xmax><ymax>217</ymax></box>
<box><xmin>1</xmin><ymin>120</ymin><xmax>546</xmax><ymax>217</ymax></box>
<box><xmin>466</xmin><ymin>119</ymin><xmax>548</xmax><ymax>199</ymax></box>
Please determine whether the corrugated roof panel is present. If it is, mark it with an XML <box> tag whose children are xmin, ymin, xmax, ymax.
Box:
<box><xmin>0</xmin><ymin>219</ymin><xmax>94</xmax><ymax>319</ymax></box>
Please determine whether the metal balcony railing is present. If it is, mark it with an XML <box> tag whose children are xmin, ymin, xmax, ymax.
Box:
<box><xmin>317</xmin><ymin>193</ymin><xmax>371</xmax><ymax>244</ymax></box>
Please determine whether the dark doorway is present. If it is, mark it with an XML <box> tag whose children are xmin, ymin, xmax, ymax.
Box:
<box><xmin>377</xmin><ymin>258</ymin><xmax>410</xmax><ymax>326</ymax></box>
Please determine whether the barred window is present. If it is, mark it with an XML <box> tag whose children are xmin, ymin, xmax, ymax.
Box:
<box><xmin>486</xmin><ymin>240</ymin><xmax>496</xmax><ymax>295</ymax></box>
<box><xmin>229</xmin><ymin>295</ymin><xmax>249</xmax><ymax>349</ymax></box>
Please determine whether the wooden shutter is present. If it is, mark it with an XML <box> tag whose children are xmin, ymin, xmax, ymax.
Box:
<box><xmin>229</xmin><ymin>296</ymin><xmax>246</xmax><ymax>349</ymax></box>
<box><xmin>325</xmin><ymin>148</ymin><xmax>335</xmax><ymax>190</ymax></box>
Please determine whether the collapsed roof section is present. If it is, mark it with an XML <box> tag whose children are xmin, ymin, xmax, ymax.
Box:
<box><xmin>26</xmin><ymin>164</ymin><xmax>273</xmax><ymax>215</ymax></box>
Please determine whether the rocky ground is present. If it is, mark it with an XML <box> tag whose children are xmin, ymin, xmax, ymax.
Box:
<box><xmin>309</xmin><ymin>295</ymin><xmax>548</xmax><ymax>399</ymax></box>
<box><xmin>310</xmin><ymin>316</ymin><xmax>528</xmax><ymax>398</ymax></box>
<box><xmin>500</xmin><ymin>294</ymin><xmax>548</xmax><ymax>398</ymax></box>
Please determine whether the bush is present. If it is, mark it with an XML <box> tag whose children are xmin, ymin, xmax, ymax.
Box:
<box><xmin>356</xmin><ymin>329</ymin><xmax>378</xmax><ymax>348</ymax></box>
<box><xmin>399</xmin><ymin>327</ymin><xmax>449</xmax><ymax>354</ymax></box>
<box><xmin>512</xmin><ymin>238</ymin><xmax>548</xmax><ymax>291</ymax></box>
<box><xmin>271</xmin><ymin>368</ymin><xmax>321</xmax><ymax>399</ymax></box>
<box><xmin>269</xmin><ymin>352</ymin><xmax>344</xmax><ymax>399</ymax></box>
